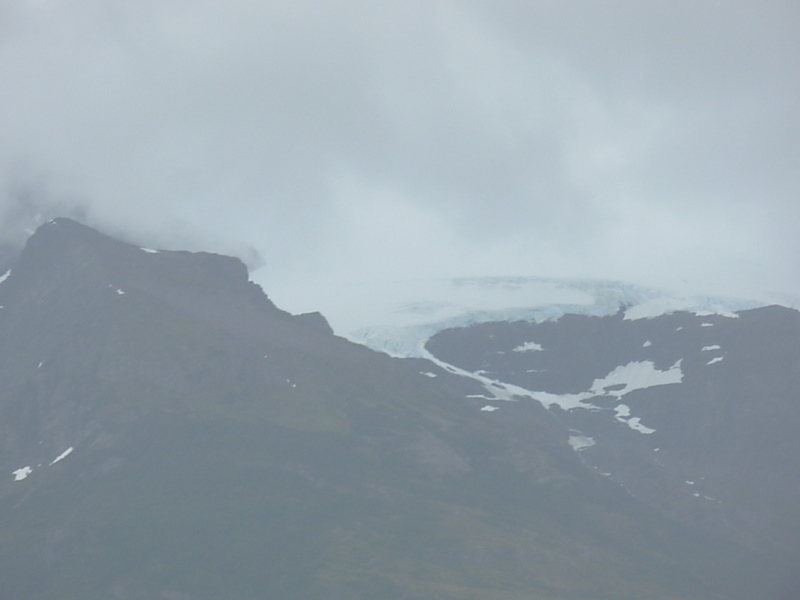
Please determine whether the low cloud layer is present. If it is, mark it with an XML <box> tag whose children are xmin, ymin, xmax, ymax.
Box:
<box><xmin>1</xmin><ymin>1</ymin><xmax>797</xmax><ymax>313</ymax></box>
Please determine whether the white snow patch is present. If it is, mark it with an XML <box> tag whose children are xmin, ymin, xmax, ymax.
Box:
<box><xmin>50</xmin><ymin>447</ymin><xmax>73</xmax><ymax>465</ymax></box>
<box><xmin>480</xmin><ymin>405</ymin><xmax>499</xmax><ymax>412</ymax></box>
<box><xmin>702</xmin><ymin>345</ymin><xmax>721</xmax><ymax>351</ymax></box>
<box><xmin>707</xmin><ymin>356</ymin><xmax>724</xmax><ymax>365</ymax></box>
<box><xmin>643</xmin><ymin>340</ymin><xmax>652</xmax><ymax>347</ymax></box>
<box><xmin>0</xmin><ymin>270</ymin><xmax>9</xmax><ymax>285</ymax></box>
<box><xmin>693</xmin><ymin>492</ymin><xmax>722</xmax><ymax>503</ymax></box>
<box><xmin>141</xmin><ymin>247</ymin><xmax>160</xmax><ymax>253</ymax></box>
<box><xmin>115</xmin><ymin>288</ymin><xmax>125</xmax><ymax>295</ymax></box>
<box><xmin>422</xmin><ymin>346</ymin><xmax>680</xmax><ymax>432</ymax></box>
<box><xmin>525</xmin><ymin>389</ymin><xmax>597</xmax><ymax>411</ymax></box>
<box><xmin>686</xmin><ymin>480</ymin><xmax>695</xmax><ymax>485</ymax></box>
<box><xmin>421</xmin><ymin>371</ymin><xmax>438</xmax><ymax>378</ymax></box>
<box><xmin>568</xmin><ymin>434</ymin><xmax>596</xmax><ymax>451</ymax></box>
<box><xmin>701</xmin><ymin>322</ymin><xmax>714</xmax><ymax>327</ymax></box>
<box><xmin>512</xmin><ymin>341</ymin><xmax>543</xmax><ymax>353</ymax></box>
<box><xmin>37</xmin><ymin>361</ymin><xmax>43</xmax><ymax>368</ymax></box>
<box><xmin>589</xmin><ymin>360</ymin><xmax>683</xmax><ymax>399</ymax></box>
<box><xmin>12</xmin><ymin>466</ymin><xmax>32</xmax><ymax>481</ymax></box>
<box><xmin>626</xmin><ymin>418</ymin><xmax>656</xmax><ymax>434</ymax></box>
<box><xmin>614</xmin><ymin>405</ymin><xmax>656</xmax><ymax>434</ymax></box>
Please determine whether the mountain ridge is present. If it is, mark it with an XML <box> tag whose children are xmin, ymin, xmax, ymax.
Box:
<box><xmin>0</xmin><ymin>219</ymin><xmax>794</xmax><ymax>599</ymax></box>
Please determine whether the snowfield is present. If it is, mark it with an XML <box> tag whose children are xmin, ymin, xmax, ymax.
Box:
<box><xmin>318</xmin><ymin>276</ymin><xmax>779</xmax><ymax>358</ymax></box>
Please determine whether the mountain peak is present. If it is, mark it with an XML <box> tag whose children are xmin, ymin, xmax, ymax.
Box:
<box><xmin>14</xmin><ymin>218</ymin><xmax>249</xmax><ymax>289</ymax></box>
<box><xmin>0</xmin><ymin>219</ymin><xmax>291</xmax><ymax>380</ymax></box>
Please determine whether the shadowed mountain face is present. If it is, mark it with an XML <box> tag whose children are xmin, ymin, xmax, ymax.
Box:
<box><xmin>0</xmin><ymin>219</ymin><xmax>793</xmax><ymax>599</ymax></box>
<box><xmin>426</xmin><ymin>307</ymin><xmax>800</xmax><ymax>593</ymax></box>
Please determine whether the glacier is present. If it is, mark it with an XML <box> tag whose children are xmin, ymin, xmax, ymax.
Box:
<box><xmin>327</xmin><ymin>276</ymin><xmax>789</xmax><ymax>359</ymax></box>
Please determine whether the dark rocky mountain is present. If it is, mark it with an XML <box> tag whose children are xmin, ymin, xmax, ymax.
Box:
<box><xmin>426</xmin><ymin>306</ymin><xmax>800</xmax><ymax>555</ymax></box>
<box><xmin>0</xmin><ymin>219</ymin><xmax>795</xmax><ymax>599</ymax></box>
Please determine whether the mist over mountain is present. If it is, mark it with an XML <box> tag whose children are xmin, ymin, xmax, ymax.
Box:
<box><xmin>0</xmin><ymin>220</ymin><xmax>796</xmax><ymax>599</ymax></box>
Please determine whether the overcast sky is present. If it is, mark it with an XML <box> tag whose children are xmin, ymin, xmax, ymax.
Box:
<box><xmin>1</xmin><ymin>0</ymin><xmax>798</xmax><ymax>319</ymax></box>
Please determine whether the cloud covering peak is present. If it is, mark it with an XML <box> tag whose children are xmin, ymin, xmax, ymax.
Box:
<box><xmin>1</xmin><ymin>1</ymin><xmax>797</xmax><ymax>312</ymax></box>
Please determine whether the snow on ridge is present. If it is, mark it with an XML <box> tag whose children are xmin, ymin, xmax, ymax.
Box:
<box><xmin>50</xmin><ymin>447</ymin><xmax>73</xmax><ymax>465</ymax></box>
<box><xmin>623</xmin><ymin>296</ymin><xmax>747</xmax><ymax>320</ymax></box>
<box><xmin>0</xmin><ymin>270</ymin><xmax>10</xmax><ymax>285</ymax></box>
<box><xmin>513</xmin><ymin>341</ymin><xmax>543</xmax><ymax>353</ymax></box>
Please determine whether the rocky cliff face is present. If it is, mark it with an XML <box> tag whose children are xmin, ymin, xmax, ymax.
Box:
<box><xmin>0</xmin><ymin>220</ymin><xmax>793</xmax><ymax>600</ymax></box>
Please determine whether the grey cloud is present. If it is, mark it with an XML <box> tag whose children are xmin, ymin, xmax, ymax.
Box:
<box><xmin>0</xmin><ymin>169</ymin><xmax>88</xmax><ymax>244</ymax></box>
<box><xmin>0</xmin><ymin>1</ymin><xmax>797</xmax><ymax>305</ymax></box>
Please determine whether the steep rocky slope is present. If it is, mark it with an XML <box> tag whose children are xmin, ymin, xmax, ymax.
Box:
<box><xmin>0</xmin><ymin>220</ymin><xmax>790</xmax><ymax>599</ymax></box>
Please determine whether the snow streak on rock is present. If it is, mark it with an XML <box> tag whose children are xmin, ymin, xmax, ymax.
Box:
<box><xmin>12</xmin><ymin>466</ymin><xmax>32</xmax><ymax>481</ymax></box>
<box><xmin>50</xmin><ymin>447</ymin><xmax>74</xmax><ymax>465</ymax></box>
<box><xmin>422</xmin><ymin>343</ymin><xmax>679</xmax><ymax>437</ymax></box>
